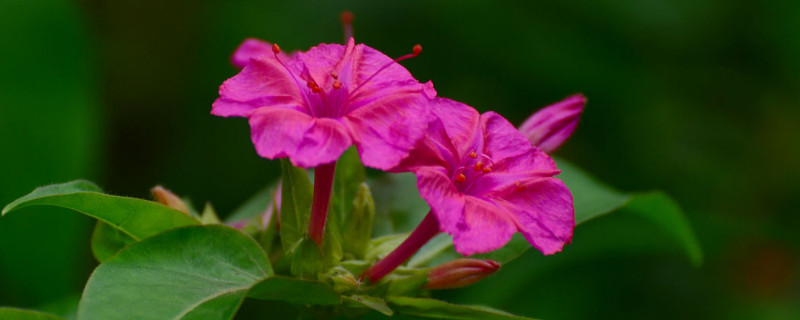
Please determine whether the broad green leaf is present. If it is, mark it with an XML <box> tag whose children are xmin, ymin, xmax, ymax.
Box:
<box><xmin>387</xmin><ymin>297</ymin><xmax>535</xmax><ymax>320</ymax></box>
<box><xmin>279</xmin><ymin>159</ymin><xmax>313</xmax><ymax>253</ymax></box>
<box><xmin>78</xmin><ymin>225</ymin><xmax>272</xmax><ymax>320</ymax></box>
<box><xmin>343</xmin><ymin>295</ymin><xmax>393</xmax><ymax>316</ymax></box>
<box><xmin>0</xmin><ymin>307</ymin><xmax>66</xmax><ymax>320</ymax></box>
<box><xmin>370</xmin><ymin>173</ymin><xmax>429</xmax><ymax>236</ymax></box>
<box><xmin>622</xmin><ymin>191</ymin><xmax>703</xmax><ymax>266</ymax></box>
<box><xmin>248</xmin><ymin>276</ymin><xmax>340</xmax><ymax>305</ymax></box>
<box><xmin>555</xmin><ymin>158</ymin><xmax>632</xmax><ymax>224</ymax></box>
<box><xmin>2</xmin><ymin>180</ymin><xmax>199</xmax><ymax>241</ymax></box>
<box><xmin>89</xmin><ymin>221</ymin><xmax>135</xmax><ymax>262</ymax></box>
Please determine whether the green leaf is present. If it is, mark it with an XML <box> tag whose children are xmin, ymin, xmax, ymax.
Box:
<box><xmin>0</xmin><ymin>307</ymin><xmax>66</xmax><ymax>320</ymax></box>
<box><xmin>248</xmin><ymin>276</ymin><xmax>340</xmax><ymax>305</ymax></box>
<box><xmin>200</xmin><ymin>203</ymin><xmax>222</xmax><ymax>225</ymax></box>
<box><xmin>2</xmin><ymin>180</ymin><xmax>199</xmax><ymax>241</ymax></box>
<box><xmin>622</xmin><ymin>191</ymin><xmax>703</xmax><ymax>266</ymax></box>
<box><xmin>387</xmin><ymin>297</ymin><xmax>535</xmax><ymax>320</ymax></box>
<box><xmin>279</xmin><ymin>159</ymin><xmax>313</xmax><ymax>253</ymax></box>
<box><xmin>555</xmin><ymin>158</ymin><xmax>632</xmax><ymax>224</ymax></box>
<box><xmin>78</xmin><ymin>225</ymin><xmax>272</xmax><ymax>320</ymax></box>
<box><xmin>89</xmin><ymin>221</ymin><xmax>135</xmax><ymax>262</ymax></box>
<box><xmin>343</xmin><ymin>295</ymin><xmax>393</xmax><ymax>316</ymax></box>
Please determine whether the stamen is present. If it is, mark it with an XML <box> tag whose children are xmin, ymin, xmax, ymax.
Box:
<box><xmin>333</xmin><ymin>80</ymin><xmax>342</xmax><ymax>89</ymax></box>
<box><xmin>469</xmin><ymin>151</ymin><xmax>477</xmax><ymax>159</ymax></box>
<box><xmin>272</xmin><ymin>43</ymin><xmax>281</xmax><ymax>54</ymax></box>
<box><xmin>456</xmin><ymin>173</ymin><xmax>466</xmax><ymax>183</ymax></box>
<box><xmin>474</xmin><ymin>162</ymin><xmax>483</xmax><ymax>170</ymax></box>
<box><xmin>514</xmin><ymin>182</ymin><xmax>523</xmax><ymax>191</ymax></box>
<box><xmin>331</xmin><ymin>71</ymin><xmax>338</xmax><ymax>79</ymax></box>
<box><xmin>341</xmin><ymin>11</ymin><xmax>354</xmax><ymax>41</ymax></box>
<box><xmin>348</xmin><ymin>44</ymin><xmax>424</xmax><ymax>98</ymax></box>
<box><xmin>482</xmin><ymin>167</ymin><xmax>492</xmax><ymax>173</ymax></box>
<box><xmin>312</xmin><ymin>86</ymin><xmax>323</xmax><ymax>93</ymax></box>
<box><xmin>272</xmin><ymin>46</ymin><xmax>315</xmax><ymax>113</ymax></box>
<box><xmin>307</xmin><ymin>80</ymin><xmax>318</xmax><ymax>88</ymax></box>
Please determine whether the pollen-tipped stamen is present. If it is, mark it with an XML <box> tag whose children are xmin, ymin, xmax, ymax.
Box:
<box><xmin>341</xmin><ymin>11</ymin><xmax>354</xmax><ymax>42</ymax></box>
<box><xmin>349</xmin><ymin>44</ymin><xmax>423</xmax><ymax>98</ymax></box>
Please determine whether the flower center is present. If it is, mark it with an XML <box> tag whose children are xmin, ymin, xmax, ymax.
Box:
<box><xmin>453</xmin><ymin>150</ymin><xmax>494</xmax><ymax>192</ymax></box>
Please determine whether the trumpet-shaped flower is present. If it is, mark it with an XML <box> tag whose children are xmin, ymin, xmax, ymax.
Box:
<box><xmin>213</xmin><ymin>38</ymin><xmax>434</xmax><ymax>170</ymax></box>
<box><xmin>396</xmin><ymin>98</ymin><xmax>575</xmax><ymax>255</ymax></box>
<box><xmin>519</xmin><ymin>94</ymin><xmax>585</xmax><ymax>153</ymax></box>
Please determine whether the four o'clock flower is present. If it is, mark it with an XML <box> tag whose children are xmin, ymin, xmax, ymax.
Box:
<box><xmin>519</xmin><ymin>94</ymin><xmax>585</xmax><ymax>153</ymax></box>
<box><xmin>212</xmin><ymin>38</ymin><xmax>434</xmax><ymax>244</ymax></box>
<box><xmin>361</xmin><ymin>98</ymin><xmax>574</xmax><ymax>282</ymax></box>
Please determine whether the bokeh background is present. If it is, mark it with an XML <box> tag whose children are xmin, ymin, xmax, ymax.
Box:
<box><xmin>1</xmin><ymin>1</ymin><xmax>798</xmax><ymax>319</ymax></box>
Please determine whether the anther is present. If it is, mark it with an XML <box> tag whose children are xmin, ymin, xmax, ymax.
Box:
<box><xmin>514</xmin><ymin>182</ymin><xmax>523</xmax><ymax>191</ymax></box>
<box><xmin>413</xmin><ymin>44</ymin><xmax>422</xmax><ymax>55</ymax></box>
<box><xmin>312</xmin><ymin>86</ymin><xmax>323</xmax><ymax>93</ymax></box>
<box><xmin>474</xmin><ymin>162</ymin><xmax>483</xmax><ymax>170</ymax></box>
<box><xmin>333</xmin><ymin>80</ymin><xmax>342</xmax><ymax>89</ymax></box>
<box><xmin>331</xmin><ymin>71</ymin><xmax>338</xmax><ymax>79</ymax></box>
<box><xmin>272</xmin><ymin>43</ymin><xmax>281</xmax><ymax>54</ymax></box>
<box><xmin>456</xmin><ymin>173</ymin><xmax>466</xmax><ymax>183</ymax></box>
<box><xmin>469</xmin><ymin>151</ymin><xmax>477</xmax><ymax>158</ymax></box>
<box><xmin>307</xmin><ymin>80</ymin><xmax>318</xmax><ymax>89</ymax></box>
<box><xmin>482</xmin><ymin>167</ymin><xmax>492</xmax><ymax>173</ymax></box>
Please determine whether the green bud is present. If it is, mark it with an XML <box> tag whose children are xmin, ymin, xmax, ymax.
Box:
<box><xmin>342</xmin><ymin>183</ymin><xmax>375</xmax><ymax>259</ymax></box>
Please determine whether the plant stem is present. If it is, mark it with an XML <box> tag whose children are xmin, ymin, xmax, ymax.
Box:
<box><xmin>308</xmin><ymin>161</ymin><xmax>336</xmax><ymax>245</ymax></box>
<box><xmin>361</xmin><ymin>211</ymin><xmax>440</xmax><ymax>283</ymax></box>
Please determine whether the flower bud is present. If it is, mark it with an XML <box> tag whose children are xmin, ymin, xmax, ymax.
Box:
<box><xmin>424</xmin><ymin>259</ymin><xmax>500</xmax><ymax>290</ymax></box>
<box><xmin>519</xmin><ymin>94</ymin><xmax>585</xmax><ymax>153</ymax></box>
<box><xmin>151</xmin><ymin>185</ymin><xmax>190</xmax><ymax>215</ymax></box>
<box><xmin>342</xmin><ymin>183</ymin><xmax>374</xmax><ymax>259</ymax></box>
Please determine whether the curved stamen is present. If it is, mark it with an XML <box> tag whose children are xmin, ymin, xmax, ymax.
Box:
<box><xmin>348</xmin><ymin>44</ymin><xmax>422</xmax><ymax>98</ymax></box>
<box><xmin>272</xmin><ymin>44</ymin><xmax>315</xmax><ymax>115</ymax></box>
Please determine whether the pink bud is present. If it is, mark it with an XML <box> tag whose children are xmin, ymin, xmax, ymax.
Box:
<box><xmin>425</xmin><ymin>259</ymin><xmax>500</xmax><ymax>290</ymax></box>
<box><xmin>151</xmin><ymin>186</ymin><xmax>190</xmax><ymax>215</ymax></box>
<box><xmin>519</xmin><ymin>94</ymin><xmax>586</xmax><ymax>153</ymax></box>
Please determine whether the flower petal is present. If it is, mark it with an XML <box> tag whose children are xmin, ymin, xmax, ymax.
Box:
<box><xmin>213</xmin><ymin>57</ymin><xmax>304</xmax><ymax>117</ymax></box>
<box><xmin>519</xmin><ymin>94</ymin><xmax>585</xmax><ymax>153</ymax></box>
<box><xmin>429</xmin><ymin>98</ymin><xmax>481</xmax><ymax>159</ymax></box>
<box><xmin>450</xmin><ymin>196</ymin><xmax>517</xmax><ymax>256</ymax></box>
<box><xmin>415</xmin><ymin>167</ymin><xmax>465</xmax><ymax>234</ymax></box>
<box><xmin>492</xmin><ymin>177</ymin><xmax>574</xmax><ymax>255</ymax></box>
<box><xmin>481</xmin><ymin>112</ymin><xmax>557</xmax><ymax>173</ymax></box>
<box><xmin>344</xmin><ymin>91</ymin><xmax>430</xmax><ymax>170</ymax></box>
<box><xmin>231</xmin><ymin>38</ymin><xmax>290</xmax><ymax>69</ymax></box>
<box><xmin>249</xmin><ymin>107</ymin><xmax>352</xmax><ymax>167</ymax></box>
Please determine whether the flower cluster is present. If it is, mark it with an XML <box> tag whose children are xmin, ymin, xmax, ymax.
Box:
<box><xmin>213</xmin><ymin>17</ymin><xmax>584</xmax><ymax>284</ymax></box>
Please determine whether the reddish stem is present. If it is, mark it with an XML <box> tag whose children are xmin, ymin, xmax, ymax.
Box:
<box><xmin>308</xmin><ymin>162</ymin><xmax>337</xmax><ymax>245</ymax></box>
<box><xmin>361</xmin><ymin>211</ymin><xmax>440</xmax><ymax>283</ymax></box>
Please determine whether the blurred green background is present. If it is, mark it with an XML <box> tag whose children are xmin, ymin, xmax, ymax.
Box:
<box><xmin>1</xmin><ymin>0</ymin><xmax>798</xmax><ymax>319</ymax></box>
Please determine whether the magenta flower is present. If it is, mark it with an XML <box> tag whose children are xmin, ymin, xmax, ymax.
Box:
<box><xmin>213</xmin><ymin>37</ymin><xmax>434</xmax><ymax>244</ymax></box>
<box><xmin>519</xmin><ymin>94</ymin><xmax>585</xmax><ymax>153</ymax></box>
<box><xmin>213</xmin><ymin>38</ymin><xmax>434</xmax><ymax>170</ymax></box>
<box><xmin>362</xmin><ymin>98</ymin><xmax>574</xmax><ymax>282</ymax></box>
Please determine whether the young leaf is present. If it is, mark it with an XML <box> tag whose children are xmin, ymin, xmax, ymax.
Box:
<box><xmin>622</xmin><ymin>191</ymin><xmax>703</xmax><ymax>266</ymax></box>
<box><xmin>554</xmin><ymin>158</ymin><xmax>632</xmax><ymax>224</ymax></box>
<box><xmin>279</xmin><ymin>159</ymin><xmax>313</xmax><ymax>253</ymax></box>
<box><xmin>79</xmin><ymin>225</ymin><xmax>272</xmax><ymax>320</ymax></box>
<box><xmin>90</xmin><ymin>221</ymin><xmax>135</xmax><ymax>262</ymax></box>
<box><xmin>2</xmin><ymin>180</ymin><xmax>199</xmax><ymax>241</ymax></box>
<box><xmin>0</xmin><ymin>307</ymin><xmax>66</xmax><ymax>320</ymax></box>
<box><xmin>387</xmin><ymin>297</ymin><xmax>535</xmax><ymax>320</ymax></box>
<box><xmin>343</xmin><ymin>295</ymin><xmax>393</xmax><ymax>316</ymax></box>
<box><xmin>248</xmin><ymin>276</ymin><xmax>340</xmax><ymax>305</ymax></box>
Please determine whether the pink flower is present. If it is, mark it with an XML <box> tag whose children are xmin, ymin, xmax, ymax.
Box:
<box><xmin>212</xmin><ymin>38</ymin><xmax>435</xmax><ymax>170</ymax></box>
<box><xmin>519</xmin><ymin>94</ymin><xmax>585</xmax><ymax>153</ymax></box>
<box><xmin>362</xmin><ymin>98</ymin><xmax>574</xmax><ymax>283</ymax></box>
<box><xmin>399</xmin><ymin>98</ymin><xmax>575</xmax><ymax>255</ymax></box>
